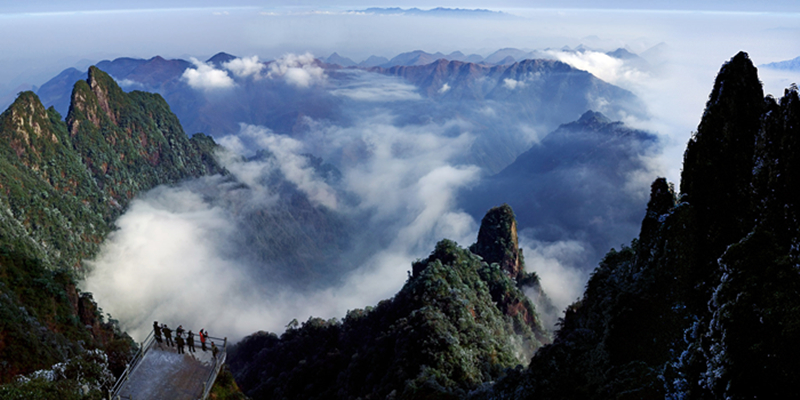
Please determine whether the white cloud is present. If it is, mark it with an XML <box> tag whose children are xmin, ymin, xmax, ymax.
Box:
<box><xmin>517</xmin><ymin>124</ymin><xmax>543</xmax><ymax>145</ymax></box>
<box><xmin>267</xmin><ymin>52</ymin><xmax>326</xmax><ymax>88</ymax></box>
<box><xmin>223</xmin><ymin>56</ymin><xmax>266</xmax><ymax>79</ymax></box>
<box><xmin>222</xmin><ymin>124</ymin><xmax>339</xmax><ymax>210</ymax></box>
<box><xmin>329</xmin><ymin>70</ymin><xmax>422</xmax><ymax>102</ymax></box>
<box><xmin>181</xmin><ymin>58</ymin><xmax>235</xmax><ymax>91</ymax></box>
<box><xmin>544</xmin><ymin>49</ymin><xmax>649</xmax><ymax>88</ymax></box>
<box><xmin>438</xmin><ymin>83</ymin><xmax>451</xmax><ymax>93</ymax></box>
<box><xmin>519</xmin><ymin>234</ymin><xmax>590</xmax><ymax>329</ymax></box>
<box><xmin>503</xmin><ymin>78</ymin><xmax>526</xmax><ymax>89</ymax></box>
<box><xmin>115</xmin><ymin>78</ymin><xmax>145</xmax><ymax>90</ymax></box>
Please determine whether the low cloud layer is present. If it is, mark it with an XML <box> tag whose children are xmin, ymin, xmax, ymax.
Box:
<box><xmin>329</xmin><ymin>70</ymin><xmax>422</xmax><ymax>102</ymax></box>
<box><xmin>519</xmin><ymin>234</ymin><xmax>590</xmax><ymax>327</ymax></box>
<box><xmin>545</xmin><ymin>49</ymin><xmax>648</xmax><ymax>88</ymax></box>
<box><xmin>220</xmin><ymin>124</ymin><xmax>339</xmax><ymax>209</ymax></box>
<box><xmin>84</xmin><ymin>111</ymin><xmax>482</xmax><ymax>341</ymax></box>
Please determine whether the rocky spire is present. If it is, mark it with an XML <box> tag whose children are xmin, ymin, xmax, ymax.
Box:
<box><xmin>470</xmin><ymin>204</ymin><xmax>523</xmax><ymax>277</ymax></box>
<box><xmin>680</xmin><ymin>52</ymin><xmax>763</xmax><ymax>255</ymax></box>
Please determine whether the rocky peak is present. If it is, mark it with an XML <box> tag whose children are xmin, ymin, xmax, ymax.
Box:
<box><xmin>207</xmin><ymin>52</ymin><xmax>237</xmax><ymax>68</ymax></box>
<box><xmin>577</xmin><ymin>110</ymin><xmax>611</xmax><ymax>126</ymax></box>
<box><xmin>0</xmin><ymin>92</ymin><xmax>61</xmax><ymax>168</ymax></box>
<box><xmin>86</xmin><ymin>66</ymin><xmax>124</xmax><ymax>125</ymax></box>
<box><xmin>645</xmin><ymin>177</ymin><xmax>675</xmax><ymax>218</ymax></box>
<box><xmin>470</xmin><ymin>204</ymin><xmax>523</xmax><ymax>277</ymax></box>
<box><xmin>680</xmin><ymin>51</ymin><xmax>764</xmax><ymax>263</ymax></box>
<box><xmin>2</xmin><ymin>92</ymin><xmax>53</xmax><ymax>141</ymax></box>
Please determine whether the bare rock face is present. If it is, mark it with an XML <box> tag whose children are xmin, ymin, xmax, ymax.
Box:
<box><xmin>470</xmin><ymin>203</ymin><xmax>522</xmax><ymax>277</ymax></box>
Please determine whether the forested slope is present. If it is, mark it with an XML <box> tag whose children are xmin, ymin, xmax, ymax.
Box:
<box><xmin>0</xmin><ymin>66</ymin><xmax>223</xmax><ymax>396</ymax></box>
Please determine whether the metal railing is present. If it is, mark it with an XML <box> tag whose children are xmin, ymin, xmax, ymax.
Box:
<box><xmin>199</xmin><ymin>335</ymin><xmax>228</xmax><ymax>400</ymax></box>
<box><xmin>108</xmin><ymin>329</ymin><xmax>156</xmax><ymax>400</ymax></box>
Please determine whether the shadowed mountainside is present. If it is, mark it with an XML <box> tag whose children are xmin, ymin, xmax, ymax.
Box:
<box><xmin>461</xmin><ymin>110</ymin><xmax>659</xmax><ymax>273</ymax></box>
<box><xmin>471</xmin><ymin>51</ymin><xmax>800</xmax><ymax>400</ymax></box>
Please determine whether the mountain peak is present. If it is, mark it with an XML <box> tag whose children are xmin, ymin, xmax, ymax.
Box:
<box><xmin>707</xmin><ymin>51</ymin><xmax>760</xmax><ymax>108</ymax></box>
<box><xmin>470</xmin><ymin>204</ymin><xmax>522</xmax><ymax>277</ymax></box>
<box><xmin>577</xmin><ymin>110</ymin><xmax>611</xmax><ymax>125</ymax></box>
<box><xmin>75</xmin><ymin>66</ymin><xmax>128</xmax><ymax>129</ymax></box>
<box><xmin>680</xmin><ymin>51</ymin><xmax>763</xmax><ymax>250</ymax></box>
<box><xmin>207</xmin><ymin>52</ymin><xmax>237</xmax><ymax>67</ymax></box>
<box><xmin>325</xmin><ymin>52</ymin><xmax>356</xmax><ymax>67</ymax></box>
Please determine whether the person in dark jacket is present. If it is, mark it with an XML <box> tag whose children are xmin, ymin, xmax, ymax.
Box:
<box><xmin>187</xmin><ymin>330</ymin><xmax>196</xmax><ymax>353</ymax></box>
<box><xmin>176</xmin><ymin>325</ymin><xmax>185</xmax><ymax>338</ymax></box>
<box><xmin>163</xmin><ymin>324</ymin><xmax>174</xmax><ymax>347</ymax></box>
<box><xmin>176</xmin><ymin>335</ymin><xmax>185</xmax><ymax>354</ymax></box>
<box><xmin>153</xmin><ymin>321</ymin><xmax>163</xmax><ymax>347</ymax></box>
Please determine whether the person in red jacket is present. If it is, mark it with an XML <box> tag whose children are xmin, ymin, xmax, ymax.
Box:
<box><xmin>199</xmin><ymin>328</ymin><xmax>207</xmax><ymax>352</ymax></box>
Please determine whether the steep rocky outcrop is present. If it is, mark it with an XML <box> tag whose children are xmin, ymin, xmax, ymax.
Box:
<box><xmin>469</xmin><ymin>204</ymin><xmax>522</xmax><ymax>277</ymax></box>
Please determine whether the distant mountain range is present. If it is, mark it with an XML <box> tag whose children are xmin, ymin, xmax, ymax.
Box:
<box><xmin>761</xmin><ymin>55</ymin><xmax>800</xmax><ymax>71</ymax></box>
<box><xmin>35</xmin><ymin>50</ymin><xmax>645</xmax><ymax>176</ymax></box>
<box><xmin>324</xmin><ymin>46</ymin><xmax>648</xmax><ymax>70</ymax></box>
<box><xmin>357</xmin><ymin>7</ymin><xmax>512</xmax><ymax>18</ymax></box>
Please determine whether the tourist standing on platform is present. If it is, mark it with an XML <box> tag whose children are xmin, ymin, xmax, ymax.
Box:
<box><xmin>153</xmin><ymin>321</ymin><xmax>163</xmax><ymax>347</ymax></box>
<box><xmin>163</xmin><ymin>324</ymin><xmax>174</xmax><ymax>347</ymax></box>
<box><xmin>187</xmin><ymin>330</ymin><xmax>196</xmax><ymax>353</ymax></box>
<box><xmin>176</xmin><ymin>334</ymin><xmax>185</xmax><ymax>354</ymax></box>
<box><xmin>176</xmin><ymin>325</ymin><xmax>185</xmax><ymax>338</ymax></box>
<box><xmin>199</xmin><ymin>329</ymin><xmax>207</xmax><ymax>352</ymax></box>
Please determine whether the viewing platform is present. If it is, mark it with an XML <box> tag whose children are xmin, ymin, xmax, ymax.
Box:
<box><xmin>109</xmin><ymin>329</ymin><xmax>227</xmax><ymax>400</ymax></box>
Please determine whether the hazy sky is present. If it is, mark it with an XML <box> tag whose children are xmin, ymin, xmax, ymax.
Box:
<box><xmin>1</xmin><ymin>1</ymin><xmax>798</xmax><ymax>90</ymax></box>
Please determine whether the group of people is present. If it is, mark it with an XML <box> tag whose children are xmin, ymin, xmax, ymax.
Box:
<box><xmin>153</xmin><ymin>321</ymin><xmax>218</xmax><ymax>358</ymax></box>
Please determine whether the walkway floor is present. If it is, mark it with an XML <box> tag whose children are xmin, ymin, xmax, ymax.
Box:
<box><xmin>114</xmin><ymin>342</ymin><xmax>219</xmax><ymax>400</ymax></box>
